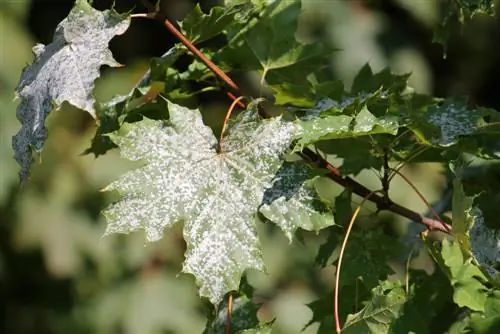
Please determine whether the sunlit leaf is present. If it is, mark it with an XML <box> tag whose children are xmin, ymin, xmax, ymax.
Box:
<box><xmin>441</xmin><ymin>239</ymin><xmax>488</xmax><ymax>312</ymax></box>
<box><xmin>102</xmin><ymin>100</ymin><xmax>333</xmax><ymax>304</ymax></box>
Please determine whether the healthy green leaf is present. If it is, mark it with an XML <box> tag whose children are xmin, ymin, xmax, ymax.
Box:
<box><xmin>469</xmin><ymin>291</ymin><xmax>500</xmax><ymax>333</ymax></box>
<box><xmin>12</xmin><ymin>0</ymin><xmax>130</xmax><ymax>182</ymax></box>
<box><xmin>392</xmin><ymin>269</ymin><xmax>454</xmax><ymax>334</ymax></box>
<box><xmin>220</xmin><ymin>0</ymin><xmax>332</xmax><ymax>83</ymax></box>
<box><xmin>102</xmin><ymin>100</ymin><xmax>333</xmax><ymax>304</ymax></box>
<box><xmin>441</xmin><ymin>239</ymin><xmax>489</xmax><ymax>312</ymax></box>
<box><xmin>314</xmin><ymin>190</ymin><xmax>352</xmax><ymax>267</ymax></box>
<box><xmin>237</xmin><ymin>324</ymin><xmax>273</xmax><ymax>334</ymax></box>
<box><xmin>336</xmin><ymin>230</ymin><xmax>403</xmax><ymax>291</ymax></box>
<box><xmin>203</xmin><ymin>295</ymin><xmax>259</xmax><ymax>334</ymax></box>
<box><xmin>451</xmin><ymin>178</ymin><xmax>476</xmax><ymax>250</ymax></box>
<box><xmin>342</xmin><ymin>281</ymin><xmax>407</xmax><ymax>334</ymax></box>
<box><xmin>180</xmin><ymin>3</ymin><xmax>248</xmax><ymax>44</ymax></box>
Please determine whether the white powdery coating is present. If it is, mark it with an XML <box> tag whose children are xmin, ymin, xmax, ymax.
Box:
<box><xmin>428</xmin><ymin>103</ymin><xmax>479</xmax><ymax>146</ymax></box>
<box><xmin>103</xmin><ymin>101</ymin><xmax>330</xmax><ymax>304</ymax></box>
<box><xmin>12</xmin><ymin>0</ymin><xmax>130</xmax><ymax>181</ymax></box>
<box><xmin>469</xmin><ymin>208</ymin><xmax>500</xmax><ymax>278</ymax></box>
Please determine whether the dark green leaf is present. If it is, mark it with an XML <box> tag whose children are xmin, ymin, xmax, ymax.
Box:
<box><xmin>180</xmin><ymin>4</ymin><xmax>244</xmax><ymax>44</ymax></box>
<box><xmin>336</xmin><ymin>229</ymin><xmax>403</xmax><ymax>291</ymax></box>
<box><xmin>342</xmin><ymin>281</ymin><xmax>407</xmax><ymax>334</ymax></box>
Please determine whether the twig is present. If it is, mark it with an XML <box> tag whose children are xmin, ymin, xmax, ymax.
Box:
<box><xmin>389</xmin><ymin>167</ymin><xmax>450</xmax><ymax>232</ymax></box>
<box><xmin>334</xmin><ymin>191</ymin><xmax>380</xmax><ymax>333</ymax></box>
<box><xmin>220</xmin><ymin>96</ymin><xmax>246</xmax><ymax>150</ymax></box>
<box><xmin>226</xmin><ymin>294</ymin><xmax>233</xmax><ymax>334</ymax></box>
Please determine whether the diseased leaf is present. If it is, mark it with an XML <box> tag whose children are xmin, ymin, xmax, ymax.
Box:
<box><xmin>342</xmin><ymin>281</ymin><xmax>407</xmax><ymax>334</ymax></box>
<box><xmin>469</xmin><ymin>208</ymin><xmax>500</xmax><ymax>279</ymax></box>
<box><xmin>295</xmin><ymin>105</ymin><xmax>399</xmax><ymax>151</ymax></box>
<box><xmin>12</xmin><ymin>0</ymin><xmax>130</xmax><ymax>181</ymax></box>
<box><xmin>102</xmin><ymin>100</ymin><xmax>333</xmax><ymax>304</ymax></box>
<box><xmin>406</xmin><ymin>99</ymin><xmax>494</xmax><ymax>147</ymax></box>
<box><xmin>85</xmin><ymin>47</ymin><xmax>182</xmax><ymax>156</ymax></box>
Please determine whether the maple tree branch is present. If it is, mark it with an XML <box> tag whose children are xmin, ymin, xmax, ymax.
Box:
<box><xmin>155</xmin><ymin>15</ymin><xmax>452</xmax><ymax>234</ymax></box>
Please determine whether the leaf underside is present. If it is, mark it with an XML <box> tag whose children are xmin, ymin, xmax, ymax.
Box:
<box><xmin>12</xmin><ymin>0</ymin><xmax>130</xmax><ymax>182</ymax></box>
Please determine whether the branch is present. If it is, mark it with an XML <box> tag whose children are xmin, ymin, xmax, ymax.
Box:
<box><xmin>136</xmin><ymin>11</ymin><xmax>452</xmax><ymax>234</ymax></box>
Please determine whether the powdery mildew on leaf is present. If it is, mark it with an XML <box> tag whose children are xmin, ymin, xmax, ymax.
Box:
<box><xmin>469</xmin><ymin>208</ymin><xmax>500</xmax><ymax>278</ymax></box>
<box><xmin>427</xmin><ymin>102</ymin><xmax>482</xmax><ymax>146</ymax></box>
<box><xmin>12</xmin><ymin>0</ymin><xmax>130</xmax><ymax>181</ymax></box>
<box><xmin>102</xmin><ymin>100</ymin><xmax>332</xmax><ymax>304</ymax></box>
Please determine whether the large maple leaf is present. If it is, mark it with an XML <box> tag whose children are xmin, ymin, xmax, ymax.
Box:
<box><xmin>12</xmin><ymin>0</ymin><xmax>130</xmax><ymax>182</ymax></box>
<box><xmin>102</xmin><ymin>100</ymin><xmax>332</xmax><ymax>304</ymax></box>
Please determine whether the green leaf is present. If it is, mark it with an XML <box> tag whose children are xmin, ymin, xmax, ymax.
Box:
<box><xmin>452</xmin><ymin>178</ymin><xmax>476</xmax><ymax>249</ymax></box>
<box><xmin>237</xmin><ymin>323</ymin><xmax>273</xmax><ymax>334</ymax></box>
<box><xmin>220</xmin><ymin>0</ymin><xmax>332</xmax><ymax>82</ymax></box>
<box><xmin>342</xmin><ymin>281</ymin><xmax>407</xmax><ymax>334</ymax></box>
<box><xmin>351</xmin><ymin>64</ymin><xmax>410</xmax><ymax>96</ymax></box>
<box><xmin>441</xmin><ymin>239</ymin><xmax>488</xmax><ymax>312</ymax></box>
<box><xmin>469</xmin><ymin>291</ymin><xmax>500</xmax><ymax>332</ymax></box>
<box><xmin>316</xmin><ymin>138</ymin><xmax>384</xmax><ymax>175</ymax></box>
<box><xmin>203</xmin><ymin>295</ymin><xmax>259</xmax><ymax>333</ymax></box>
<box><xmin>435</xmin><ymin>0</ymin><xmax>495</xmax><ymax>46</ymax></box>
<box><xmin>180</xmin><ymin>3</ymin><xmax>248</xmax><ymax>44</ymax></box>
<box><xmin>461</xmin><ymin>163</ymin><xmax>500</xmax><ymax>230</ymax></box>
<box><xmin>336</xmin><ymin>230</ymin><xmax>403</xmax><ymax>291</ymax></box>
<box><xmin>295</xmin><ymin>106</ymin><xmax>398</xmax><ymax>150</ymax></box>
<box><xmin>12</xmin><ymin>0</ymin><xmax>130</xmax><ymax>181</ymax></box>
<box><xmin>315</xmin><ymin>190</ymin><xmax>352</xmax><ymax>267</ymax></box>
<box><xmin>102</xmin><ymin>100</ymin><xmax>333</xmax><ymax>304</ymax></box>
<box><xmin>305</xmin><ymin>284</ymin><xmax>369</xmax><ymax>334</ymax></box>
<box><xmin>392</xmin><ymin>269</ymin><xmax>454</xmax><ymax>334</ymax></box>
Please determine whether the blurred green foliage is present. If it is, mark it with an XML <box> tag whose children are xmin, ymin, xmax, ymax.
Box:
<box><xmin>1</xmin><ymin>0</ymin><xmax>500</xmax><ymax>333</ymax></box>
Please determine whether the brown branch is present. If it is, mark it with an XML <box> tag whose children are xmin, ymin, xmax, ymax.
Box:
<box><xmin>142</xmin><ymin>13</ymin><xmax>452</xmax><ymax>234</ymax></box>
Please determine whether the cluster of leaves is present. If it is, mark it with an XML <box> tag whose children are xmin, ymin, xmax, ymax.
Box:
<box><xmin>435</xmin><ymin>0</ymin><xmax>496</xmax><ymax>46</ymax></box>
<box><xmin>11</xmin><ymin>0</ymin><xmax>500</xmax><ymax>332</ymax></box>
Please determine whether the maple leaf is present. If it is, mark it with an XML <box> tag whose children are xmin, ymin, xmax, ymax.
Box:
<box><xmin>12</xmin><ymin>0</ymin><xmax>130</xmax><ymax>182</ymax></box>
<box><xmin>102</xmin><ymin>100</ymin><xmax>332</xmax><ymax>304</ymax></box>
<box><xmin>342</xmin><ymin>281</ymin><xmax>407</xmax><ymax>334</ymax></box>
